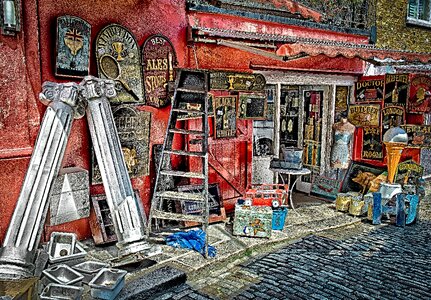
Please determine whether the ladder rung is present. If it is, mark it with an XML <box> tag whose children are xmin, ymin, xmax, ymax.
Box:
<box><xmin>151</xmin><ymin>210</ymin><xmax>205</xmax><ymax>223</ymax></box>
<box><xmin>164</xmin><ymin>150</ymin><xmax>206</xmax><ymax>157</ymax></box>
<box><xmin>172</xmin><ymin>108</ymin><xmax>204</xmax><ymax>115</ymax></box>
<box><xmin>156</xmin><ymin>191</ymin><xmax>205</xmax><ymax>202</ymax></box>
<box><xmin>160</xmin><ymin>170</ymin><xmax>205</xmax><ymax>179</ymax></box>
<box><xmin>176</xmin><ymin>87</ymin><xmax>207</xmax><ymax>94</ymax></box>
<box><xmin>169</xmin><ymin>128</ymin><xmax>205</xmax><ymax>136</ymax></box>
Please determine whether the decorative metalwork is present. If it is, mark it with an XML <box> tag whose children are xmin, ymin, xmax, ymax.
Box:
<box><xmin>142</xmin><ymin>34</ymin><xmax>177</xmax><ymax>107</ymax></box>
<box><xmin>214</xmin><ymin>95</ymin><xmax>237</xmax><ymax>138</ymax></box>
<box><xmin>55</xmin><ymin>16</ymin><xmax>91</xmax><ymax>78</ymax></box>
<box><xmin>95</xmin><ymin>24</ymin><xmax>144</xmax><ymax>103</ymax></box>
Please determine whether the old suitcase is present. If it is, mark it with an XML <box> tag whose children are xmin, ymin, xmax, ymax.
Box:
<box><xmin>233</xmin><ymin>204</ymin><xmax>272</xmax><ymax>238</ymax></box>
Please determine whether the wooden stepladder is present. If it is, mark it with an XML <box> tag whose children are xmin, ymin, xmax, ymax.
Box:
<box><xmin>147</xmin><ymin>69</ymin><xmax>210</xmax><ymax>257</ymax></box>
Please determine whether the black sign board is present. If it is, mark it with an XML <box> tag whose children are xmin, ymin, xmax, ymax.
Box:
<box><xmin>91</xmin><ymin>105</ymin><xmax>151</xmax><ymax>184</ymax></box>
<box><xmin>178</xmin><ymin>184</ymin><xmax>222</xmax><ymax>215</ymax></box>
<box><xmin>214</xmin><ymin>95</ymin><xmax>237</xmax><ymax>139</ymax></box>
<box><xmin>395</xmin><ymin>160</ymin><xmax>424</xmax><ymax>185</ymax></box>
<box><xmin>95</xmin><ymin>24</ymin><xmax>144</xmax><ymax>103</ymax></box>
<box><xmin>355</xmin><ymin>76</ymin><xmax>384</xmax><ymax>103</ymax></box>
<box><xmin>361</xmin><ymin>126</ymin><xmax>383</xmax><ymax>160</ymax></box>
<box><xmin>400</xmin><ymin>125</ymin><xmax>431</xmax><ymax>147</ymax></box>
<box><xmin>382</xmin><ymin>106</ymin><xmax>405</xmax><ymax>137</ymax></box>
<box><xmin>237</xmin><ymin>93</ymin><xmax>267</xmax><ymax>119</ymax></box>
<box><xmin>142</xmin><ymin>34</ymin><xmax>176</xmax><ymax>107</ymax></box>
<box><xmin>210</xmin><ymin>72</ymin><xmax>266</xmax><ymax>92</ymax></box>
<box><xmin>55</xmin><ymin>15</ymin><xmax>91</xmax><ymax>78</ymax></box>
<box><xmin>384</xmin><ymin>73</ymin><xmax>409</xmax><ymax>107</ymax></box>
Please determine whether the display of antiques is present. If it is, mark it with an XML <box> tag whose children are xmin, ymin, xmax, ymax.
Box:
<box><xmin>95</xmin><ymin>23</ymin><xmax>144</xmax><ymax>103</ymax></box>
<box><xmin>142</xmin><ymin>34</ymin><xmax>177</xmax><ymax>107</ymax></box>
<box><xmin>0</xmin><ymin>78</ymin><xmax>159</xmax><ymax>281</ymax></box>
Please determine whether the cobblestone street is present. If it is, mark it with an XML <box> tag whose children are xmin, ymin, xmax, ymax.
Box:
<box><xmin>150</xmin><ymin>205</ymin><xmax>431</xmax><ymax>300</ymax></box>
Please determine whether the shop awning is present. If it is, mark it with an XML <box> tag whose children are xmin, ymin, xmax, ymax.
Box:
<box><xmin>276</xmin><ymin>41</ymin><xmax>431</xmax><ymax>65</ymax></box>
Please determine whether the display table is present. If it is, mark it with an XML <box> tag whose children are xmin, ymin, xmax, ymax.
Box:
<box><xmin>270</xmin><ymin>167</ymin><xmax>311</xmax><ymax>210</ymax></box>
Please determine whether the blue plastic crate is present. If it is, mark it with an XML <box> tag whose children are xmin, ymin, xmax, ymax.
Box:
<box><xmin>272</xmin><ymin>207</ymin><xmax>288</xmax><ymax>230</ymax></box>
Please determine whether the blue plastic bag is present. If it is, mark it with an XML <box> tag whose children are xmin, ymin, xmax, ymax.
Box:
<box><xmin>165</xmin><ymin>229</ymin><xmax>216</xmax><ymax>257</ymax></box>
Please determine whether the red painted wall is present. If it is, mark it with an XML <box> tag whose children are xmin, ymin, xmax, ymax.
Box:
<box><xmin>0</xmin><ymin>0</ymin><xmax>368</xmax><ymax>242</ymax></box>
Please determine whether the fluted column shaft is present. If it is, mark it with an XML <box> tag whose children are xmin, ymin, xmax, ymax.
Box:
<box><xmin>0</xmin><ymin>82</ymin><xmax>83</xmax><ymax>279</ymax></box>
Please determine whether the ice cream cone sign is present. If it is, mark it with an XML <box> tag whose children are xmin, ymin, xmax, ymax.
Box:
<box><xmin>382</xmin><ymin>127</ymin><xmax>408</xmax><ymax>184</ymax></box>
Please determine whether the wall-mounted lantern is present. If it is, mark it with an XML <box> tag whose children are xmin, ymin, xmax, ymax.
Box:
<box><xmin>1</xmin><ymin>0</ymin><xmax>20</xmax><ymax>36</ymax></box>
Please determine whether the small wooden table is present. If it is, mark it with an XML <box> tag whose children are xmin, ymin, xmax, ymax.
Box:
<box><xmin>270</xmin><ymin>167</ymin><xmax>311</xmax><ymax>210</ymax></box>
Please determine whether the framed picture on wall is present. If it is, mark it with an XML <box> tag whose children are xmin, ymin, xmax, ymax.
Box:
<box><xmin>237</xmin><ymin>93</ymin><xmax>267</xmax><ymax>119</ymax></box>
<box><xmin>214</xmin><ymin>95</ymin><xmax>237</xmax><ymax>139</ymax></box>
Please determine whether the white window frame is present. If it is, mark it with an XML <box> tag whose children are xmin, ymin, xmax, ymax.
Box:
<box><xmin>407</xmin><ymin>0</ymin><xmax>431</xmax><ymax>28</ymax></box>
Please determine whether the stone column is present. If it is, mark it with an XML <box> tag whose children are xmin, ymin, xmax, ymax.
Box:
<box><xmin>80</xmin><ymin>76</ymin><xmax>152</xmax><ymax>256</ymax></box>
<box><xmin>0</xmin><ymin>82</ymin><xmax>83</xmax><ymax>279</ymax></box>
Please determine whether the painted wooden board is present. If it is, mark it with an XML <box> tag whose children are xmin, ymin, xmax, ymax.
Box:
<box><xmin>310</xmin><ymin>175</ymin><xmax>342</xmax><ymax>201</ymax></box>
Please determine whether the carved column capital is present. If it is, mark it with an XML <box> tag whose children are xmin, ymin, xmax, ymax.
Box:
<box><xmin>39</xmin><ymin>82</ymin><xmax>85</xmax><ymax>119</ymax></box>
<box><xmin>80</xmin><ymin>76</ymin><xmax>116</xmax><ymax>100</ymax></box>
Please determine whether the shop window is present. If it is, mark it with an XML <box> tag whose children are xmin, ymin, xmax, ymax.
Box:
<box><xmin>407</xmin><ymin>0</ymin><xmax>431</xmax><ymax>27</ymax></box>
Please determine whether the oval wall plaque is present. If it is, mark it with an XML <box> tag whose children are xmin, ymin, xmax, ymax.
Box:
<box><xmin>142</xmin><ymin>34</ymin><xmax>177</xmax><ymax>108</ymax></box>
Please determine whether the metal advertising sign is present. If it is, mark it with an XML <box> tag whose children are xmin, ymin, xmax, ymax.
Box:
<box><xmin>355</xmin><ymin>76</ymin><xmax>384</xmax><ymax>103</ymax></box>
<box><xmin>177</xmin><ymin>93</ymin><xmax>214</xmax><ymax>120</ymax></box>
<box><xmin>400</xmin><ymin>125</ymin><xmax>431</xmax><ymax>147</ymax></box>
<box><xmin>142</xmin><ymin>34</ymin><xmax>176</xmax><ymax>107</ymax></box>
<box><xmin>237</xmin><ymin>93</ymin><xmax>267</xmax><ymax>119</ymax></box>
<box><xmin>408</xmin><ymin>74</ymin><xmax>431</xmax><ymax>113</ymax></box>
<box><xmin>340</xmin><ymin>162</ymin><xmax>385</xmax><ymax>194</ymax></box>
<box><xmin>382</xmin><ymin>106</ymin><xmax>405</xmax><ymax>137</ymax></box>
<box><xmin>92</xmin><ymin>105</ymin><xmax>151</xmax><ymax>184</ymax></box>
<box><xmin>348</xmin><ymin>104</ymin><xmax>380</xmax><ymax>127</ymax></box>
<box><xmin>214</xmin><ymin>95</ymin><xmax>237</xmax><ymax>139</ymax></box>
<box><xmin>384</xmin><ymin>73</ymin><xmax>409</xmax><ymax>107</ymax></box>
<box><xmin>310</xmin><ymin>176</ymin><xmax>342</xmax><ymax>201</ymax></box>
<box><xmin>55</xmin><ymin>16</ymin><xmax>91</xmax><ymax>78</ymax></box>
<box><xmin>361</xmin><ymin>126</ymin><xmax>383</xmax><ymax>160</ymax></box>
<box><xmin>395</xmin><ymin>160</ymin><xmax>424</xmax><ymax>185</ymax></box>
<box><xmin>210</xmin><ymin>72</ymin><xmax>266</xmax><ymax>92</ymax></box>
<box><xmin>95</xmin><ymin>24</ymin><xmax>144</xmax><ymax>103</ymax></box>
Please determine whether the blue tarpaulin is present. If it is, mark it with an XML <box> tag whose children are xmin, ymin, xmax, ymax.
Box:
<box><xmin>165</xmin><ymin>229</ymin><xmax>217</xmax><ymax>257</ymax></box>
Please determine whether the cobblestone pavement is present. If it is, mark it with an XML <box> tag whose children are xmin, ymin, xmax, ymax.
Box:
<box><xmin>150</xmin><ymin>206</ymin><xmax>431</xmax><ymax>300</ymax></box>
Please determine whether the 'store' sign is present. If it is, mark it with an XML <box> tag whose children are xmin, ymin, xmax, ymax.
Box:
<box><xmin>142</xmin><ymin>34</ymin><xmax>176</xmax><ymax>107</ymax></box>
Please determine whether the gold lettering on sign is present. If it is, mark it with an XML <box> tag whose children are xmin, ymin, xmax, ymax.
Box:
<box><xmin>385</xmin><ymin>74</ymin><xmax>409</xmax><ymax>84</ymax></box>
<box><xmin>356</xmin><ymin>79</ymin><xmax>384</xmax><ymax>89</ymax></box>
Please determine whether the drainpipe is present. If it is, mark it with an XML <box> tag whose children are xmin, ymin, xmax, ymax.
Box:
<box><xmin>0</xmin><ymin>82</ymin><xmax>83</xmax><ymax>279</ymax></box>
<box><xmin>80</xmin><ymin>76</ymin><xmax>153</xmax><ymax>257</ymax></box>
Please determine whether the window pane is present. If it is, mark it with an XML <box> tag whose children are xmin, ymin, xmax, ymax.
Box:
<box><xmin>408</xmin><ymin>0</ymin><xmax>418</xmax><ymax>18</ymax></box>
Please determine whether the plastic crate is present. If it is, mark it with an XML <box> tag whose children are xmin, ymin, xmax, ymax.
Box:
<box><xmin>272</xmin><ymin>207</ymin><xmax>288</xmax><ymax>230</ymax></box>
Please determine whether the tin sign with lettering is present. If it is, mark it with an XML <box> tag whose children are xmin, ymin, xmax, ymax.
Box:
<box><xmin>408</xmin><ymin>74</ymin><xmax>431</xmax><ymax>113</ymax></box>
<box><xmin>214</xmin><ymin>96</ymin><xmax>237</xmax><ymax>139</ymax></box>
<box><xmin>142</xmin><ymin>34</ymin><xmax>176</xmax><ymax>107</ymax></box>
<box><xmin>355</xmin><ymin>76</ymin><xmax>384</xmax><ymax>103</ymax></box>
<box><xmin>55</xmin><ymin>15</ymin><xmax>91</xmax><ymax>78</ymax></box>
<box><xmin>348</xmin><ymin>104</ymin><xmax>380</xmax><ymax>127</ymax></box>
<box><xmin>384</xmin><ymin>73</ymin><xmax>409</xmax><ymax>107</ymax></box>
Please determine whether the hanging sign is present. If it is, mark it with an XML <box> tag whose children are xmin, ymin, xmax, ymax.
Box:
<box><xmin>142</xmin><ymin>34</ymin><xmax>177</xmax><ymax>107</ymax></box>
<box><xmin>55</xmin><ymin>15</ymin><xmax>91</xmax><ymax>78</ymax></box>
<box><xmin>237</xmin><ymin>93</ymin><xmax>267</xmax><ymax>119</ymax></box>
<box><xmin>355</xmin><ymin>76</ymin><xmax>384</xmax><ymax>103</ymax></box>
<box><xmin>395</xmin><ymin>160</ymin><xmax>424</xmax><ymax>185</ymax></box>
<box><xmin>348</xmin><ymin>104</ymin><xmax>380</xmax><ymax>127</ymax></box>
<box><xmin>91</xmin><ymin>105</ymin><xmax>151</xmax><ymax>184</ymax></box>
<box><xmin>214</xmin><ymin>95</ymin><xmax>237</xmax><ymax>138</ymax></box>
<box><xmin>408</xmin><ymin>74</ymin><xmax>431</xmax><ymax>113</ymax></box>
<box><xmin>400</xmin><ymin>125</ymin><xmax>431</xmax><ymax>147</ymax></box>
<box><xmin>361</xmin><ymin>126</ymin><xmax>383</xmax><ymax>160</ymax></box>
<box><xmin>95</xmin><ymin>24</ymin><xmax>144</xmax><ymax>104</ymax></box>
<box><xmin>384</xmin><ymin>73</ymin><xmax>409</xmax><ymax>107</ymax></box>
<box><xmin>382</xmin><ymin>106</ymin><xmax>405</xmax><ymax>137</ymax></box>
<box><xmin>210</xmin><ymin>72</ymin><xmax>266</xmax><ymax>92</ymax></box>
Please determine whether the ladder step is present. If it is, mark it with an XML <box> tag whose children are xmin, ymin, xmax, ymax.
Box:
<box><xmin>164</xmin><ymin>150</ymin><xmax>206</xmax><ymax>157</ymax></box>
<box><xmin>156</xmin><ymin>191</ymin><xmax>205</xmax><ymax>202</ymax></box>
<box><xmin>152</xmin><ymin>210</ymin><xmax>205</xmax><ymax>223</ymax></box>
<box><xmin>172</xmin><ymin>108</ymin><xmax>204</xmax><ymax>115</ymax></box>
<box><xmin>176</xmin><ymin>87</ymin><xmax>207</xmax><ymax>94</ymax></box>
<box><xmin>160</xmin><ymin>170</ymin><xmax>205</xmax><ymax>179</ymax></box>
<box><xmin>169</xmin><ymin>128</ymin><xmax>205</xmax><ymax>136</ymax></box>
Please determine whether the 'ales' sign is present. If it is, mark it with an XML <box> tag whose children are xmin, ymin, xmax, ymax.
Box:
<box><xmin>142</xmin><ymin>34</ymin><xmax>176</xmax><ymax>107</ymax></box>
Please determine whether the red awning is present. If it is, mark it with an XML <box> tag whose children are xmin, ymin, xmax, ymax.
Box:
<box><xmin>276</xmin><ymin>41</ymin><xmax>431</xmax><ymax>64</ymax></box>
